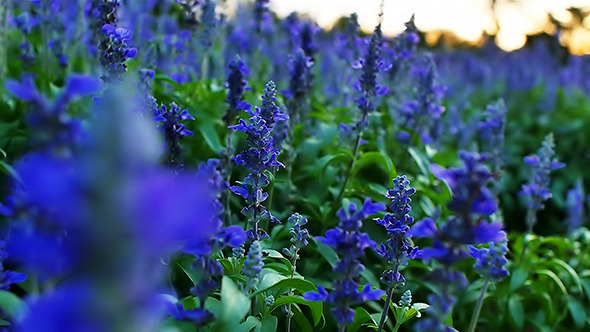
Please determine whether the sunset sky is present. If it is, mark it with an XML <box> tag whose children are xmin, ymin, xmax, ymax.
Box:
<box><xmin>231</xmin><ymin>0</ymin><xmax>590</xmax><ymax>53</ymax></box>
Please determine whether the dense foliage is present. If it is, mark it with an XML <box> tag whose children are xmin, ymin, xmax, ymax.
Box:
<box><xmin>0</xmin><ymin>1</ymin><xmax>589</xmax><ymax>331</ymax></box>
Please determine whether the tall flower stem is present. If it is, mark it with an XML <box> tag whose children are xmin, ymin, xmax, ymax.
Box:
<box><xmin>467</xmin><ymin>279</ymin><xmax>490</xmax><ymax>332</ymax></box>
<box><xmin>377</xmin><ymin>285</ymin><xmax>395</xmax><ymax>332</ymax></box>
<box><xmin>286</xmin><ymin>258</ymin><xmax>297</xmax><ymax>332</ymax></box>
<box><xmin>329</xmin><ymin>128</ymin><xmax>363</xmax><ymax>220</ymax></box>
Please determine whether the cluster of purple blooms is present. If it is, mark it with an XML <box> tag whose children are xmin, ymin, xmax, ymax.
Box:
<box><xmin>230</xmin><ymin>81</ymin><xmax>285</xmax><ymax>240</ymax></box>
<box><xmin>412</xmin><ymin>152</ymin><xmax>506</xmax><ymax>331</ymax></box>
<box><xmin>520</xmin><ymin>133</ymin><xmax>565</xmax><ymax>229</ymax></box>
<box><xmin>304</xmin><ymin>199</ymin><xmax>386</xmax><ymax>328</ymax></box>
<box><xmin>153</xmin><ymin>102</ymin><xmax>195</xmax><ymax>168</ymax></box>
<box><xmin>375</xmin><ymin>175</ymin><xmax>420</xmax><ymax>287</ymax></box>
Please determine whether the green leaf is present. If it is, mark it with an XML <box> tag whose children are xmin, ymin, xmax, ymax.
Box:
<box><xmin>271</xmin><ymin>296</ymin><xmax>323</xmax><ymax>326</ymax></box>
<box><xmin>314</xmin><ymin>240</ymin><xmax>339</xmax><ymax>267</ymax></box>
<box><xmin>220</xmin><ymin>276</ymin><xmax>251</xmax><ymax>324</ymax></box>
<box><xmin>238</xmin><ymin>316</ymin><xmax>260</xmax><ymax>332</ymax></box>
<box><xmin>408</xmin><ymin>147</ymin><xmax>430</xmax><ymax>176</ymax></box>
<box><xmin>291</xmin><ymin>304</ymin><xmax>314</xmax><ymax>332</ymax></box>
<box><xmin>508</xmin><ymin>296</ymin><xmax>524</xmax><ymax>329</ymax></box>
<box><xmin>0</xmin><ymin>161</ymin><xmax>24</xmax><ymax>187</ymax></box>
<box><xmin>352</xmin><ymin>151</ymin><xmax>396</xmax><ymax>178</ymax></box>
<box><xmin>312</xmin><ymin>150</ymin><xmax>353</xmax><ymax>180</ymax></box>
<box><xmin>544</xmin><ymin>258</ymin><xmax>583</xmax><ymax>294</ymax></box>
<box><xmin>509</xmin><ymin>268</ymin><xmax>528</xmax><ymax>291</ymax></box>
<box><xmin>567</xmin><ymin>297</ymin><xmax>587</xmax><ymax>329</ymax></box>
<box><xmin>251</xmin><ymin>278</ymin><xmax>317</xmax><ymax>297</ymax></box>
<box><xmin>347</xmin><ymin>307</ymin><xmax>376</xmax><ymax>332</ymax></box>
<box><xmin>0</xmin><ymin>290</ymin><xmax>25</xmax><ymax>318</ymax></box>
<box><xmin>257</xmin><ymin>315</ymin><xmax>278</xmax><ymax>332</ymax></box>
<box><xmin>198</xmin><ymin>122</ymin><xmax>222</xmax><ymax>153</ymax></box>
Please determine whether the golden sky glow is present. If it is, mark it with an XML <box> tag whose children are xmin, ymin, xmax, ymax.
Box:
<box><xmin>229</xmin><ymin>0</ymin><xmax>590</xmax><ymax>54</ymax></box>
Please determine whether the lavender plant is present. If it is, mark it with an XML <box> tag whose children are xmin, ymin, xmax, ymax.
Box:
<box><xmin>282</xmin><ymin>213</ymin><xmax>310</xmax><ymax>332</ymax></box>
<box><xmin>465</xmin><ymin>231</ymin><xmax>509</xmax><ymax>332</ymax></box>
<box><xmin>230</xmin><ymin>82</ymin><xmax>284</xmax><ymax>240</ymax></box>
<box><xmin>374</xmin><ymin>175</ymin><xmax>420</xmax><ymax>332</ymax></box>
<box><xmin>565</xmin><ymin>180</ymin><xmax>585</xmax><ymax>234</ymax></box>
<box><xmin>304</xmin><ymin>199</ymin><xmax>386</xmax><ymax>331</ymax></box>
<box><xmin>519</xmin><ymin>133</ymin><xmax>564</xmax><ymax>259</ymax></box>
<box><xmin>153</xmin><ymin>102</ymin><xmax>195</xmax><ymax>168</ymax></box>
<box><xmin>411</xmin><ymin>152</ymin><xmax>504</xmax><ymax>331</ymax></box>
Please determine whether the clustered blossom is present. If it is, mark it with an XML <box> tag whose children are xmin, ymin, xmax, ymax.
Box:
<box><xmin>282</xmin><ymin>213</ymin><xmax>310</xmax><ymax>261</ymax></box>
<box><xmin>99</xmin><ymin>24</ymin><xmax>137</xmax><ymax>81</ymax></box>
<box><xmin>223</xmin><ymin>55</ymin><xmax>251</xmax><ymax>126</ymax></box>
<box><xmin>176</xmin><ymin>160</ymin><xmax>246</xmax><ymax>327</ymax></box>
<box><xmin>399</xmin><ymin>55</ymin><xmax>445</xmax><ymax>144</ymax></box>
<box><xmin>242</xmin><ymin>240</ymin><xmax>264</xmax><ymax>293</ymax></box>
<box><xmin>153</xmin><ymin>102</ymin><xmax>195</xmax><ymax>167</ymax></box>
<box><xmin>520</xmin><ymin>133</ymin><xmax>565</xmax><ymax>229</ymax></box>
<box><xmin>0</xmin><ymin>241</ymin><xmax>27</xmax><ymax>290</ymax></box>
<box><xmin>468</xmin><ymin>231</ymin><xmax>509</xmax><ymax>282</ymax></box>
<box><xmin>199</xmin><ymin>0</ymin><xmax>218</xmax><ymax>49</ymax></box>
<box><xmin>252</xmin><ymin>0</ymin><xmax>270</xmax><ymax>33</ymax></box>
<box><xmin>412</xmin><ymin>152</ymin><xmax>505</xmax><ymax>331</ymax></box>
<box><xmin>350</xmin><ymin>24</ymin><xmax>390</xmax><ymax>133</ymax></box>
<box><xmin>286</xmin><ymin>48</ymin><xmax>314</xmax><ymax>124</ymax></box>
<box><xmin>304</xmin><ymin>199</ymin><xmax>386</xmax><ymax>327</ymax></box>
<box><xmin>6</xmin><ymin>74</ymin><xmax>101</xmax><ymax>154</ymax></box>
<box><xmin>375</xmin><ymin>175</ymin><xmax>420</xmax><ymax>287</ymax></box>
<box><xmin>565</xmin><ymin>181</ymin><xmax>585</xmax><ymax>234</ymax></box>
<box><xmin>230</xmin><ymin>84</ymin><xmax>284</xmax><ymax>240</ymax></box>
<box><xmin>478</xmin><ymin>99</ymin><xmax>507</xmax><ymax>175</ymax></box>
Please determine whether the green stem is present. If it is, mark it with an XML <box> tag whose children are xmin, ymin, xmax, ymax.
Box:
<box><xmin>328</xmin><ymin>130</ymin><xmax>363</xmax><ymax>220</ymax></box>
<box><xmin>377</xmin><ymin>286</ymin><xmax>394</xmax><ymax>332</ymax></box>
<box><xmin>286</xmin><ymin>255</ymin><xmax>298</xmax><ymax>332</ymax></box>
<box><xmin>467</xmin><ymin>279</ymin><xmax>490</xmax><ymax>332</ymax></box>
<box><xmin>519</xmin><ymin>209</ymin><xmax>536</xmax><ymax>264</ymax></box>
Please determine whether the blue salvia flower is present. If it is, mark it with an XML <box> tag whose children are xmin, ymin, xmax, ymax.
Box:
<box><xmin>153</xmin><ymin>102</ymin><xmax>195</xmax><ymax>167</ymax></box>
<box><xmin>259</xmin><ymin>80</ymin><xmax>287</xmax><ymax>130</ymax></box>
<box><xmin>519</xmin><ymin>133</ymin><xmax>565</xmax><ymax>230</ymax></box>
<box><xmin>5</xmin><ymin>74</ymin><xmax>102</xmax><ymax>155</ymax></box>
<box><xmin>412</xmin><ymin>152</ymin><xmax>505</xmax><ymax>331</ymax></box>
<box><xmin>478</xmin><ymin>99</ymin><xmax>507</xmax><ymax>176</ymax></box>
<box><xmin>0</xmin><ymin>241</ymin><xmax>27</xmax><ymax>290</ymax></box>
<box><xmin>175</xmin><ymin>0</ymin><xmax>200</xmax><ymax>27</ymax></box>
<box><xmin>282</xmin><ymin>213</ymin><xmax>310</xmax><ymax>263</ymax></box>
<box><xmin>375</xmin><ymin>175</ymin><xmax>419</xmax><ymax>287</ymax></box>
<box><xmin>399</xmin><ymin>55</ymin><xmax>445</xmax><ymax>145</ymax></box>
<box><xmin>299</xmin><ymin>21</ymin><xmax>318</xmax><ymax>61</ymax></box>
<box><xmin>252</xmin><ymin>0</ymin><xmax>270</xmax><ymax>33</ymax></box>
<box><xmin>137</xmin><ymin>68</ymin><xmax>158</xmax><ymax>114</ymax></box>
<box><xmin>468</xmin><ymin>231</ymin><xmax>509</xmax><ymax>282</ymax></box>
<box><xmin>180</xmin><ymin>161</ymin><xmax>246</xmax><ymax>327</ymax></box>
<box><xmin>223</xmin><ymin>55</ymin><xmax>251</xmax><ymax>126</ymax></box>
<box><xmin>304</xmin><ymin>199</ymin><xmax>386</xmax><ymax>328</ymax></box>
<box><xmin>99</xmin><ymin>24</ymin><xmax>138</xmax><ymax>81</ymax></box>
<box><xmin>199</xmin><ymin>0</ymin><xmax>217</xmax><ymax>49</ymax></box>
<box><xmin>565</xmin><ymin>180</ymin><xmax>585</xmax><ymax>234</ymax></box>
<box><xmin>242</xmin><ymin>240</ymin><xmax>264</xmax><ymax>293</ymax></box>
<box><xmin>350</xmin><ymin>24</ymin><xmax>390</xmax><ymax>134</ymax></box>
<box><xmin>230</xmin><ymin>84</ymin><xmax>284</xmax><ymax>240</ymax></box>
<box><xmin>286</xmin><ymin>48</ymin><xmax>314</xmax><ymax>124</ymax></box>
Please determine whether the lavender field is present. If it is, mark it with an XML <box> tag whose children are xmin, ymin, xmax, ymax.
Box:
<box><xmin>0</xmin><ymin>1</ymin><xmax>589</xmax><ymax>331</ymax></box>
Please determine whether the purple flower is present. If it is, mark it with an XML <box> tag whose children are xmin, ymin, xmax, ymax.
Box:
<box><xmin>153</xmin><ymin>102</ymin><xmax>195</xmax><ymax>167</ymax></box>
<box><xmin>468</xmin><ymin>232</ymin><xmax>509</xmax><ymax>282</ymax></box>
<box><xmin>304</xmin><ymin>199</ymin><xmax>385</xmax><ymax>328</ymax></box>
<box><xmin>230</xmin><ymin>88</ymin><xmax>284</xmax><ymax>240</ymax></box>
<box><xmin>224</xmin><ymin>55</ymin><xmax>251</xmax><ymax>125</ymax></box>
<box><xmin>565</xmin><ymin>180</ymin><xmax>585</xmax><ymax>234</ymax></box>
<box><xmin>520</xmin><ymin>133</ymin><xmax>565</xmax><ymax>229</ymax></box>
<box><xmin>375</xmin><ymin>176</ymin><xmax>420</xmax><ymax>286</ymax></box>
